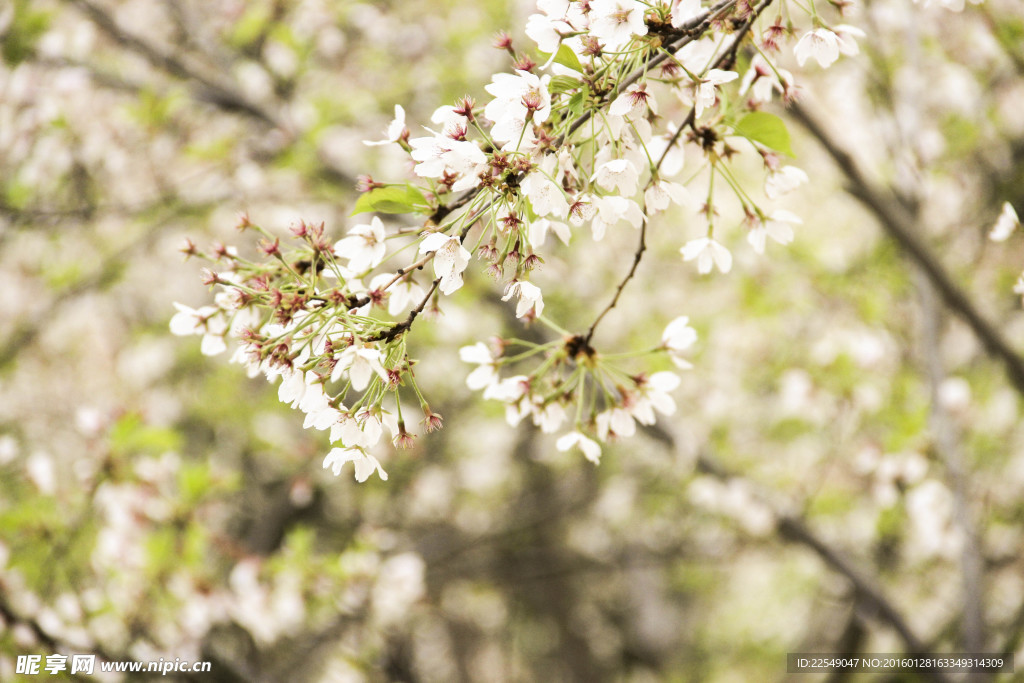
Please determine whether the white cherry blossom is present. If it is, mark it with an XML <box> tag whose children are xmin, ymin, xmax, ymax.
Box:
<box><xmin>409</xmin><ymin>134</ymin><xmax>486</xmax><ymax>183</ymax></box>
<box><xmin>334</xmin><ymin>216</ymin><xmax>387</xmax><ymax>273</ymax></box>
<box><xmin>332</xmin><ymin>345</ymin><xmax>388</xmax><ymax>391</ymax></box>
<box><xmin>739</xmin><ymin>55</ymin><xmax>793</xmax><ymax>104</ymax></box>
<box><xmin>765</xmin><ymin>165</ymin><xmax>809</xmax><ymax>199</ymax></box>
<box><xmin>556</xmin><ymin>431</ymin><xmax>602</xmax><ymax>464</ymax></box>
<box><xmin>629</xmin><ymin>371</ymin><xmax>680</xmax><ymax>424</ymax></box>
<box><xmin>662</xmin><ymin>316</ymin><xmax>697</xmax><ymax>352</ymax></box>
<box><xmin>531</xmin><ymin>401</ymin><xmax>566</xmax><ymax>433</ymax></box>
<box><xmin>671</xmin><ymin>0</ymin><xmax>703</xmax><ymax>28</ymax></box>
<box><xmin>747</xmin><ymin>210</ymin><xmax>801</xmax><ymax>254</ymax></box>
<box><xmin>459</xmin><ymin>342</ymin><xmax>500</xmax><ymax>390</ymax></box>
<box><xmin>688</xmin><ymin>69</ymin><xmax>738</xmax><ymax>118</ymax></box>
<box><xmin>644</xmin><ymin>180</ymin><xmax>691</xmax><ymax>214</ymax></box>
<box><xmin>596</xmin><ymin>407</ymin><xmax>636</xmax><ymax>440</ymax></box>
<box><xmin>834</xmin><ymin>24</ymin><xmax>866</xmax><ymax>56</ymax></box>
<box><xmin>591</xmin><ymin>195</ymin><xmax>644</xmax><ymax>240</ymax></box>
<box><xmin>502</xmin><ymin>280</ymin><xmax>545</xmax><ymax>318</ymax></box>
<box><xmin>646</xmin><ymin>125</ymin><xmax>686</xmax><ymax>177</ymax></box>
<box><xmin>680</xmin><ymin>237</ymin><xmax>732</xmax><ymax>274</ymax></box>
<box><xmin>363</xmin><ymin>104</ymin><xmax>406</xmax><ymax>146</ymax></box>
<box><xmin>528</xmin><ymin>218</ymin><xmax>571</xmax><ymax>247</ymax></box>
<box><xmin>484</xmin><ymin>375</ymin><xmax>530</xmax><ymax>404</ymax></box>
<box><xmin>608</xmin><ymin>83</ymin><xmax>657</xmax><ymax>118</ymax></box>
<box><xmin>277</xmin><ymin>368</ymin><xmax>310</xmax><ymax>408</ymax></box>
<box><xmin>323</xmin><ymin>447</ymin><xmax>388</xmax><ymax>482</ymax></box>
<box><xmin>662</xmin><ymin>316</ymin><xmax>697</xmax><ymax>368</ymax></box>
<box><xmin>989</xmin><ymin>202</ymin><xmax>1019</xmax><ymax>242</ymax></box>
<box><xmin>592</xmin><ymin>158</ymin><xmax>640</xmax><ymax>196</ymax></box>
<box><xmin>430</xmin><ymin>105</ymin><xmax>468</xmax><ymax>138</ymax></box>
<box><xmin>484</xmin><ymin>70</ymin><xmax>552</xmax><ymax>145</ymax></box>
<box><xmin>794</xmin><ymin>28</ymin><xmax>841</xmax><ymax>68</ymax></box>
<box><xmin>169</xmin><ymin>302</ymin><xmax>227</xmax><ymax>355</ymax></box>
<box><xmin>589</xmin><ymin>0</ymin><xmax>647</xmax><ymax>51</ymax></box>
<box><xmin>419</xmin><ymin>232</ymin><xmax>472</xmax><ymax>295</ymax></box>
<box><xmin>521</xmin><ymin>157</ymin><xmax>569</xmax><ymax>218</ymax></box>
<box><xmin>368</xmin><ymin>273</ymin><xmax>426</xmax><ymax>316</ymax></box>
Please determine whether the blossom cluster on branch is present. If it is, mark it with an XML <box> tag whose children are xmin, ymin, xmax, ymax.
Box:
<box><xmin>169</xmin><ymin>0</ymin><xmax>946</xmax><ymax>482</ymax></box>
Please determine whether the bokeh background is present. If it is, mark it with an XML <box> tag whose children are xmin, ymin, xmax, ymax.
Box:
<box><xmin>2</xmin><ymin>0</ymin><xmax>1024</xmax><ymax>680</ymax></box>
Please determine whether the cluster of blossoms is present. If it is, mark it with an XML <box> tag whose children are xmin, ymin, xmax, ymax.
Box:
<box><xmin>172</xmin><ymin>0</ymin><xmax>878</xmax><ymax>482</ymax></box>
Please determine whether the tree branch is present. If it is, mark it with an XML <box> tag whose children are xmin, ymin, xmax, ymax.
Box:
<box><xmin>789</xmin><ymin>101</ymin><xmax>1024</xmax><ymax>398</ymax></box>
<box><xmin>645</xmin><ymin>424</ymin><xmax>947</xmax><ymax>680</ymax></box>
<box><xmin>65</xmin><ymin>0</ymin><xmax>282</xmax><ymax>129</ymax></box>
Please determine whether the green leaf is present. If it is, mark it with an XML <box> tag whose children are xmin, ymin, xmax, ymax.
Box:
<box><xmin>734</xmin><ymin>112</ymin><xmax>794</xmax><ymax>157</ymax></box>
<box><xmin>537</xmin><ymin>44</ymin><xmax>584</xmax><ymax>73</ymax></box>
<box><xmin>549</xmin><ymin>75</ymin><xmax>583</xmax><ymax>94</ymax></box>
<box><xmin>568</xmin><ymin>91</ymin><xmax>585</xmax><ymax>118</ymax></box>
<box><xmin>553</xmin><ymin>43</ymin><xmax>583</xmax><ymax>72</ymax></box>
<box><xmin>351</xmin><ymin>185</ymin><xmax>429</xmax><ymax>216</ymax></box>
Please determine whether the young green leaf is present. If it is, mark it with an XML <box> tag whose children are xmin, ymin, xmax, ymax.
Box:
<box><xmin>351</xmin><ymin>185</ymin><xmax>428</xmax><ymax>216</ymax></box>
<box><xmin>734</xmin><ymin>112</ymin><xmax>794</xmax><ymax>157</ymax></box>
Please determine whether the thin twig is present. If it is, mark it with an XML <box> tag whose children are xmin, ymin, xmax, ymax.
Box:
<box><xmin>367</xmin><ymin>278</ymin><xmax>441</xmax><ymax>343</ymax></box>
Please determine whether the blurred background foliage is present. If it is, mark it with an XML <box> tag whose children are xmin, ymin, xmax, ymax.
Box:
<box><xmin>2</xmin><ymin>0</ymin><xmax>1024</xmax><ymax>681</ymax></box>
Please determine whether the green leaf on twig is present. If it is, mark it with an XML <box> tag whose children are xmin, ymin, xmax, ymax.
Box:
<box><xmin>734</xmin><ymin>112</ymin><xmax>794</xmax><ymax>157</ymax></box>
<box><xmin>550</xmin><ymin>76</ymin><xmax>583</xmax><ymax>94</ymax></box>
<box><xmin>538</xmin><ymin>44</ymin><xmax>584</xmax><ymax>73</ymax></box>
<box><xmin>553</xmin><ymin>43</ymin><xmax>584</xmax><ymax>72</ymax></box>
<box><xmin>351</xmin><ymin>185</ymin><xmax>429</xmax><ymax>216</ymax></box>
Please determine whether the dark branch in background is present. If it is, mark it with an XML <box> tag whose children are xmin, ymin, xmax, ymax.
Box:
<box><xmin>65</xmin><ymin>0</ymin><xmax>281</xmax><ymax>128</ymax></box>
<box><xmin>0</xmin><ymin>593</ymin><xmax>93</xmax><ymax>683</ymax></box>
<box><xmin>62</xmin><ymin>0</ymin><xmax>356</xmax><ymax>188</ymax></box>
<box><xmin>772</xmin><ymin>512</ymin><xmax>946</xmax><ymax>679</ymax></box>
<box><xmin>789</xmin><ymin>102</ymin><xmax>1024</xmax><ymax>398</ymax></box>
<box><xmin>0</xmin><ymin>586</ymin><xmax>202</xmax><ymax>683</ymax></box>
<box><xmin>644</xmin><ymin>424</ymin><xmax>950</xmax><ymax>681</ymax></box>
<box><xmin>584</xmin><ymin>0</ymin><xmax>774</xmax><ymax>345</ymax></box>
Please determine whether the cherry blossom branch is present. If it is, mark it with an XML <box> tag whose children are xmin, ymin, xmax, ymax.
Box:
<box><xmin>582</xmin><ymin>216</ymin><xmax>649</xmax><ymax>347</ymax></box>
<box><xmin>367</xmin><ymin>278</ymin><xmax>441</xmax><ymax>344</ymax></box>
<box><xmin>560</xmin><ymin>0</ymin><xmax>739</xmax><ymax>145</ymax></box>
<box><xmin>176</xmin><ymin>0</ymin><xmax>827</xmax><ymax>480</ymax></box>
<box><xmin>341</xmin><ymin>0</ymin><xmax>770</xmax><ymax>363</ymax></box>
<box><xmin>790</xmin><ymin>101</ymin><xmax>1024</xmax><ymax>398</ymax></box>
<box><xmin>583</xmin><ymin>0</ymin><xmax>773</xmax><ymax>346</ymax></box>
<box><xmin>347</xmin><ymin>252</ymin><xmax>436</xmax><ymax>312</ymax></box>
